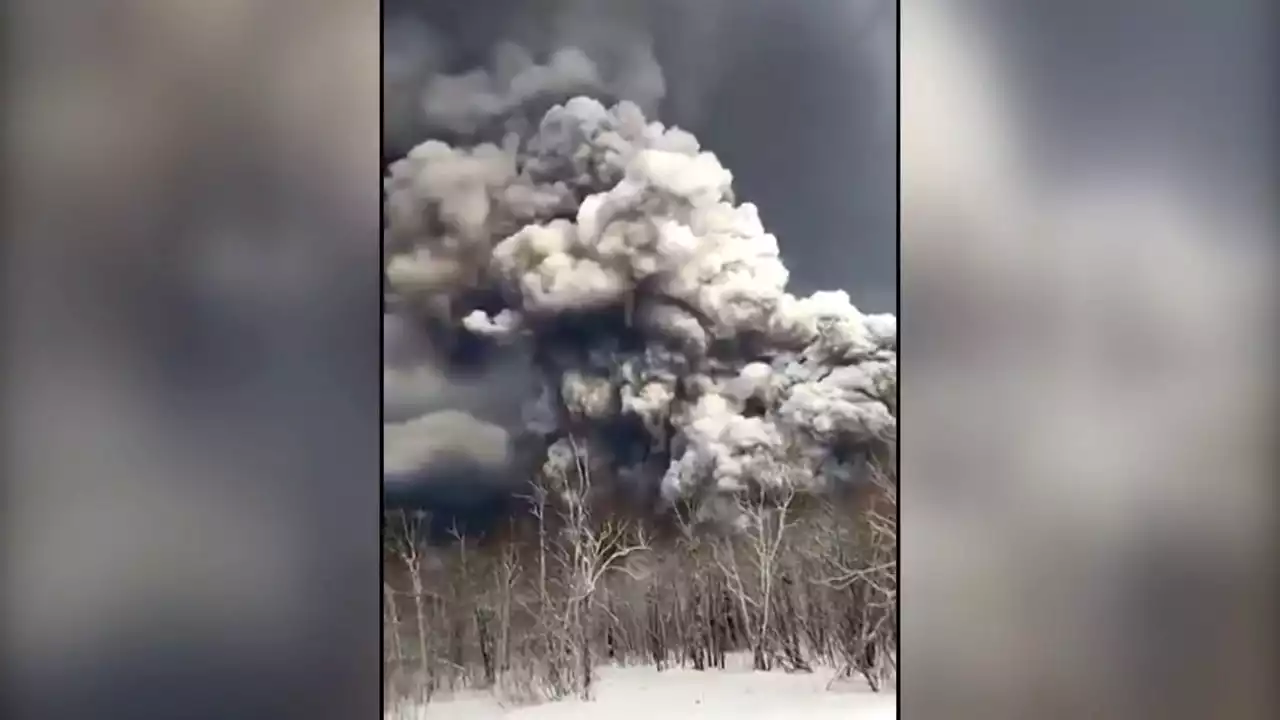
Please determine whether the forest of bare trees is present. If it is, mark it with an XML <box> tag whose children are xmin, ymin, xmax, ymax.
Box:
<box><xmin>383</xmin><ymin>443</ymin><xmax>897</xmax><ymax>712</ymax></box>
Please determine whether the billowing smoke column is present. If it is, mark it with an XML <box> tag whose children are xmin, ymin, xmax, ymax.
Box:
<box><xmin>385</xmin><ymin>49</ymin><xmax>896</xmax><ymax>522</ymax></box>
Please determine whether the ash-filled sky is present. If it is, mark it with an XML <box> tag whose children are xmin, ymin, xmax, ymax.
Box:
<box><xmin>383</xmin><ymin>0</ymin><xmax>898</xmax><ymax>313</ymax></box>
<box><xmin>381</xmin><ymin>0</ymin><xmax>899</xmax><ymax>527</ymax></box>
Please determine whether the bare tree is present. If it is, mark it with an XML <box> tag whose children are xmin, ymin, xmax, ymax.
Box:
<box><xmin>706</xmin><ymin>481</ymin><xmax>802</xmax><ymax>671</ymax></box>
<box><xmin>385</xmin><ymin>509</ymin><xmax>438</xmax><ymax>709</ymax></box>
<box><xmin>383</xmin><ymin>579</ymin><xmax>405</xmax><ymax>712</ymax></box>
<box><xmin>546</xmin><ymin>435</ymin><xmax>652</xmax><ymax>698</ymax></box>
<box><xmin>811</xmin><ymin>461</ymin><xmax>897</xmax><ymax>691</ymax></box>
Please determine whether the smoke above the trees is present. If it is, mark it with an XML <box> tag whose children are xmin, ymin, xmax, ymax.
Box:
<box><xmin>384</xmin><ymin>30</ymin><xmax>896</xmax><ymax>525</ymax></box>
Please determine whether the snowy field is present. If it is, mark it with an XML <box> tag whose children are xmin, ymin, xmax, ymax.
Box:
<box><xmin>389</xmin><ymin>662</ymin><xmax>896</xmax><ymax>720</ymax></box>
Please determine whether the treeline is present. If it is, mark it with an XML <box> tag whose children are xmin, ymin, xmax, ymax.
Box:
<box><xmin>382</xmin><ymin>457</ymin><xmax>897</xmax><ymax>712</ymax></box>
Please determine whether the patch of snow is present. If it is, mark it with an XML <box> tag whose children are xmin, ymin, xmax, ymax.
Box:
<box><xmin>390</xmin><ymin>662</ymin><xmax>895</xmax><ymax>719</ymax></box>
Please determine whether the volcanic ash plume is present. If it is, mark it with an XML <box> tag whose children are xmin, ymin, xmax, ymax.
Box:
<box><xmin>385</xmin><ymin>96</ymin><xmax>896</xmax><ymax>517</ymax></box>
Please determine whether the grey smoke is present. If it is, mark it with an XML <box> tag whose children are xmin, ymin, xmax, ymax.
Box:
<box><xmin>383</xmin><ymin>313</ymin><xmax>531</xmax><ymax>424</ymax></box>
<box><xmin>422</xmin><ymin>44</ymin><xmax>664</xmax><ymax>137</ymax></box>
<box><xmin>382</xmin><ymin>1</ymin><xmax>896</xmax><ymax>523</ymax></box>
<box><xmin>383</xmin><ymin>0</ymin><xmax>897</xmax><ymax>310</ymax></box>
<box><xmin>384</xmin><ymin>411</ymin><xmax>511</xmax><ymax>477</ymax></box>
<box><xmin>385</xmin><ymin>95</ymin><xmax>896</xmax><ymax>519</ymax></box>
<box><xmin>383</xmin><ymin>0</ymin><xmax>666</xmax><ymax>154</ymax></box>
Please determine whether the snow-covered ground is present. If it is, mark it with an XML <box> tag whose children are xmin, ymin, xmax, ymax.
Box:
<box><xmin>390</xmin><ymin>662</ymin><xmax>896</xmax><ymax>720</ymax></box>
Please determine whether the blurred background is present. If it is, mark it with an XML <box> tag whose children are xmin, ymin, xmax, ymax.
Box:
<box><xmin>902</xmin><ymin>1</ymin><xmax>1276</xmax><ymax>718</ymax></box>
<box><xmin>1</xmin><ymin>1</ymin><xmax>1275</xmax><ymax>719</ymax></box>
<box><xmin>2</xmin><ymin>1</ymin><xmax>382</xmax><ymax>719</ymax></box>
